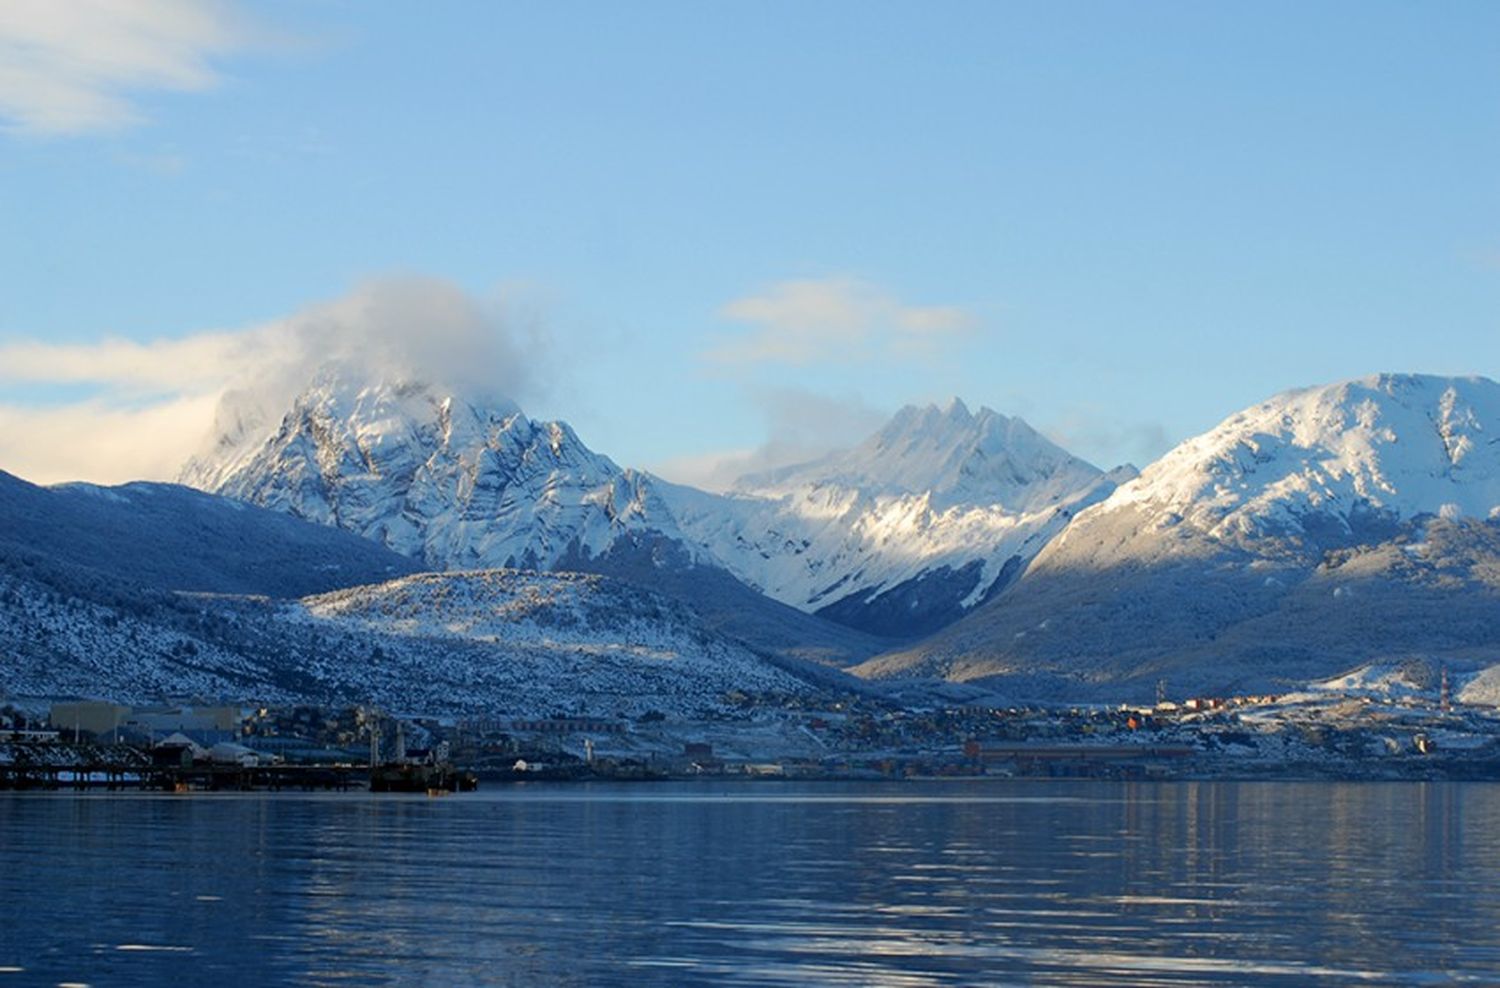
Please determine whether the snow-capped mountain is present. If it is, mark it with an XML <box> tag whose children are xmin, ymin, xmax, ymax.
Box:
<box><xmin>179</xmin><ymin>369</ymin><xmax>889</xmax><ymax>665</ymax></box>
<box><xmin>23</xmin><ymin>365</ymin><xmax>1500</xmax><ymax>708</ymax></box>
<box><xmin>862</xmin><ymin>374</ymin><xmax>1500</xmax><ymax>699</ymax></box>
<box><xmin>0</xmin><ymin>456</ymin><xmax>836</xmax><ymax>712</ymax></box>
<box><xmin>184</xmin><ymin>370</ymin><xmax>1122</xmax><ymax>643</ymax></box>
<box><xmin>660</xmin><ymin>399</ymin><xmax>1130</xmax><ymax>636</ymax></box>
<box><xmin>736</xmin><ymin>399</ymin><xmax>1109</xmax><ymax>508</ymax></box>
<box><xmin>182</xmin><ymin>369</ymin><xmax>682</xmax><ymax>573</ymax></box>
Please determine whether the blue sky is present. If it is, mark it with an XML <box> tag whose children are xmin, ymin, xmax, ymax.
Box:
<box><xmin>1</xmin><ymin>0</ymin><xmax>1496</xmax><ymax>485</ymax></box>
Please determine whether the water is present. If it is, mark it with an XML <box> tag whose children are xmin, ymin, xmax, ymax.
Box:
<box><xmin>2</xmin><ymin>781</ymin><xmax>1499</xmax><ymax>986</ymax></box>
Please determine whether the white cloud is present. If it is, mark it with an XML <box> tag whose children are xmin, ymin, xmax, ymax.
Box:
<box><xmin>0</xmin><ymin>394</ymin><xmax>220</xmax><ymax>486</ymax></box>
<box><xmin>1042</xmin><ymin>412</ymin><xmax>1170</xmax><ymax>471</ymax></box>
<box><xmin>706</xmin><ymin>277</ymin><xmax>975</xmax><ymax>366</ymax></box>
<box><xmin>0</xmin><ymin>276</ymin><xmax>539</xmax><ymax>485</ymax></box>
<box><xmin>0</xmin><ymin>0</ymin><xmax>263</xmax><ymax>136</ymax></box>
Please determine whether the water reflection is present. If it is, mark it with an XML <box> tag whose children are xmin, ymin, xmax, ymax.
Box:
<box><xmin>2</xmin><ymin>782</ymin><xmax>1499</xmax><ymax>985</ymax></box>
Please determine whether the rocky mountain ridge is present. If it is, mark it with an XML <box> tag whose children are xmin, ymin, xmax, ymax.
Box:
<box><xmin>660</xmin><ymin>399</ymin><xmax>1132</xmax><ymax>635</ymax></box>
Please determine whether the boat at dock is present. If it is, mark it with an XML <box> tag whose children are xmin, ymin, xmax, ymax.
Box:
<box><xmin>369</xmin><ymin>761</ymin><xmax>478</xmax><ymax>793</ymax></box>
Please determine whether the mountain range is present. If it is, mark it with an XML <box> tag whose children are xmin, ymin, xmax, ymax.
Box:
<box><xmin>658</xmin><ymin>399</ymin><xmax>1133</xmax><ymax>636</ymax></box>
<box><xmin>7</xmin><ymin>368</ymin><xmax>1500</xmax><ymax>709</ymax></box>
<box><xmin>862</xmin><ymin>374</ymin><xmax>1500</xmax><ymax>700</ymax></box>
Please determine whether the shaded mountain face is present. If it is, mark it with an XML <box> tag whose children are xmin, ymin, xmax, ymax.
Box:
<box><xmin>0</xmin><ymin>469</ymin><xmax>417</xmax><ymax>599</ymax></box>
<box><xmin>860</xmin><ymin>375</ymin><xmax>1500</xmax><ymax>700</ymax></box>
<box><xmin>0</xmin><ymin>540</ymin><xmax>832</xmax><ymax>715</ymax></box>
<box><xmin>660</xmin><ymin>399</ymin><xmax>1130</xmax><ymax>637</ymax></box>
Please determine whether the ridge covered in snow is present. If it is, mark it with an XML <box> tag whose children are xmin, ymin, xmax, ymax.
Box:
<box><xmin>0</xmin><ymin>540</ymin><xmax>822</xmax><ymax>715</ymax></box>
<box><xmin>0</xmin><ymin>468</ymin><xmax>416</xmax><ymax>598</ymax></box>
<box><xmin>861</xmin><ymin>373</ymin><xmax>1500</xmax><ymax>699</ymax></box>
<box><xmin>1086</xmin><ymin>373</ymin><xmax>1500</xmax><ymax>552</ymax></box>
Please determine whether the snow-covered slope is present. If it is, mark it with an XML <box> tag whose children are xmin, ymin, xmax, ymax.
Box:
<box><xmin>1097</xmin><ymin>373</ymin><xmax>1500</xmax><ymax>549</ymax></box>
<box><xmin>0</xmin><ymin>452</ymin><xmax>838</xmax><ymax>712</ymax></box>
<box><xmin>863</xmin><ymin>374</ymin><xmax>1500</xmax><ymax>699</ymax></box>
<box><xmin>293</xmin><ymin>569</ymin><xmax>811</xmax><ymax>710</ymax></box>
<box><xmin>660</xmin><ymin>400</ymin><xmax>1128</xmax><ymax>636</ymax></box>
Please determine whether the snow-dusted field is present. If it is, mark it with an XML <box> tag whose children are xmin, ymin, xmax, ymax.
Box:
<box><xmin>0</xmin><ymin>557</ymin><xmax>821</xmax><ymax>717</ymax></box>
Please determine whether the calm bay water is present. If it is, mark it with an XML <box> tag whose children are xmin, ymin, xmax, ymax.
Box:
<box><xmin>2</xmin><ymin>781</ymin><xmax>1499</xmax><ymax>986</ymax></box>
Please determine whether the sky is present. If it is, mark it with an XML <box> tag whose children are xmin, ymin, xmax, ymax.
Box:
<box><xmin>1</xmin><ymin>0</ymin><xmax>1497</xmax><ymax>487</ymax></box>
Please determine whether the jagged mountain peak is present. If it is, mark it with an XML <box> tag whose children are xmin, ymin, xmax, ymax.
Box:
<box><xmin>178</xmin><ymin>365</ymin><xmax>669</xmax><ymax>572</ymax></box>
<box><xmin>739</xmin><ymin>398</ymin><xmax>1102</xmax><ymax>513</ymax></box>
<box><xmin>181</xmin><ymin>366</ymin><xmax>530</xmax><ymax>491</ymax></box>
<box><xmin>871</xmin><ymin>399</ymin><xmax>1052</xmax><ymax>461</ymax></box>
<box><xmin>880</xmin><ymin>396</ymin><xmax>977</xmax><ymax>432</ymax></box>
<box><xmin>660</xmin><ymin>397</ymin><xmax>1126</xmax><ymax>636</ymax></box>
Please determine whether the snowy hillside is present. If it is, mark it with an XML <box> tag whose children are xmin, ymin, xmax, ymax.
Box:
<box><xmin>0</xmin><ymin>546</ymin><xmax>825</xmax><ymax>716</ymax></box>
<box><xmin>863</xmin><ymin>375</ymin><xmax>1500</xmax><ymax>699</ymax></box>
<box><xmin>0</xmin><ymin>453</ymin><xmax>831</xmax><ymax>712</ymax></box>
<box><xmin>660</xmin><ymin>400</ymin><xmax>1128</xmax><ymax>636</ymax></box>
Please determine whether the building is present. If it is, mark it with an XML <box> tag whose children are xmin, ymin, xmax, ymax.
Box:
<box><xmin>49</xmin><ymin>701</ymin><xmax>130</xmax><ymax>738</ymax></box>
<box><xmin>508</xmin><ymin>718</ymin><xmax>625</xmax><ymax>735</ymax></box>
<box><xmin>125</xmin><ymin>705</ymin><xmax>241</xmax><ymax>743</ymax></box>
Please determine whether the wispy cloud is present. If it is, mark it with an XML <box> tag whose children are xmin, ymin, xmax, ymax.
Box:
<box><xmin>705</xmin><ymin>277</ymin><xmax>976</xmax><ymax>367</ymax></box>
<box><xmin>0</xmin><ymin>0</ymin><xmax>265</xmax><ymax>136</ymax></box>
<box><xmin>0</xmin><ymin>276</ymin><xmax>540</xmax><ymax>484</ymax></box>
<box><xmin>650</xmin><ymin>387</ymin><xmax>887</xmax><ymax>492</ymax></box>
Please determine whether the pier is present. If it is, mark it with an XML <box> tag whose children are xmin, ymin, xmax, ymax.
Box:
<box><xmin>0</xmin><ymin>740</ymin><xmax>364</xmax><ymax>791</ymax></box>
